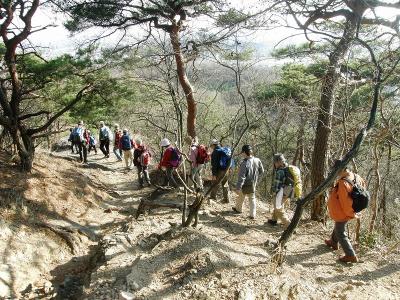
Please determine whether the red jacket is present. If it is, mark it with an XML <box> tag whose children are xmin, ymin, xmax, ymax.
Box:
<box><xmin>114</xmin><ymin>130</ymin><xmax>122</xmax><ymax>147</ymax></box>
<box><xmin>160</xmin><ymin>146</ymin><xmax>174</xmax><ymax>168</ymax></box>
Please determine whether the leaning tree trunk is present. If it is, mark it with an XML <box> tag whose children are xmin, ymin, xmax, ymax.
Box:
<box><xmin>310</xmin><ymin>17</ymin><xmax>358</xmax><ymax>221</ymax></box>
<box><xmin>170</xmin><ymin>22</ymin><xmax>197</xmax><ymax>138</ymax></box>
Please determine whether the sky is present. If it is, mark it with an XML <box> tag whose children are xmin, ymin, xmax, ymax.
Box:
<box><xmin>28</xmin><ymin>2</ymin><xmax>399</xmax><ymax>58</ymax></box>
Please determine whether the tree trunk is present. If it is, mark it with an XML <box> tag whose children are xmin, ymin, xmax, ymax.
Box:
<box><xmin>310</xmin><ymin>17</ymin><xmax>358</xmax><ymax>221</ymax></box>
<box><xmin>369</xmin><ymin>142</ymin><xmax>381</xmax><ymax>232</ymax></box>
<box><xmin>12</xmin><ymin>126</ymin><xmax>35</xmax><ymax>172</ymax></box>
<box><xmin>170</xmin><ymin>23</ymin><xmax>197</xmax><ymax>138</ymax></box>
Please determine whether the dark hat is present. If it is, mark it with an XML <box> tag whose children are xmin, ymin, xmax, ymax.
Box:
<box><xmin>241</xmin><ymin>144</ymin><xmax>252</xmax><ymax>154</ymax></box>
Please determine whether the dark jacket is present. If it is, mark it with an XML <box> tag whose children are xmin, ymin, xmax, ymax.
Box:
<box><xmin>211</xmin><ymin>145</ymin><xmax>225</xmax><ymax>176</ymax></box>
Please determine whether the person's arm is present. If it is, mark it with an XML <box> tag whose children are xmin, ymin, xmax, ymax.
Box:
<box><xmin>272</xmin><ymin>169</ymin><xmax>285</xmax><ymax>193</ymax></box>
<box><xmin>338</xmin><ymin>180</ymin><xmax>355</xmax><ymax>219</ymax></box>
<box><xmin>235</xmin><ymin>160</ymin><xmax>247</xmax><ymax>190</ymax></box>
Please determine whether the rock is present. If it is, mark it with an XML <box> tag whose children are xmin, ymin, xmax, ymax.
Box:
<box><xmin>238</xmin><ymin>286</ymin><xmax>255</xmax><ymax>300</ymax></box>
<box><xmin>220</xmin><ymin>280</ymin><xmax>229</xmax><ymax>288</ymax></box>
<box><xmin>119</xmin><ymin>291</ymin><xmax>135</xmax><ymax>300</ymax></box>
<box><xmin>347</xmin><ymin>279</ymin><xmax>366</xmax><ymax>286</ymax></box>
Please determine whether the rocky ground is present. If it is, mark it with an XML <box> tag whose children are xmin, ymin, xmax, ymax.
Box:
<box><xmin>0</xmin><ymin>148</ymin><xmax>399</xmax><ymax>300</ymax></box>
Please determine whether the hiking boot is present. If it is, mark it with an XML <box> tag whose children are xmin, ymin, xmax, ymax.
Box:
<box><xmin>325</xmin><ymin>239</ymin><xmax>338</xmax><ymax>250</ymax></box>
<box><xmin>267</xmin><ymin>219</ymin><xmax>278</xmax><ymax>226</ymax></box>
<box><xmin>232</xmin><ymin>207</ymin><xmax>241</xmax><ymax>214</ymax></box>
<box><xmin>339</xmin><ymin>255</ymin><xmax>358</xmax><ymax>263</ymax></box>
<box><xmin>249</xmin><ymin>216</ymin><xmax>255</xmax><ymax>220</ymax></box>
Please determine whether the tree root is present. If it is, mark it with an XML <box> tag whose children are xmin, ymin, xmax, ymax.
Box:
<box><xmin>35</xmin><ymin>222</ymin><xmax>83</xmax><ymax>255</ymax></box>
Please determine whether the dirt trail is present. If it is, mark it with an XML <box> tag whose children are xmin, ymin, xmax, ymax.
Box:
<box><xmin>0</xmin><ymin>149</ymin><xmax>399</xmax><ymax>299</ymax></box>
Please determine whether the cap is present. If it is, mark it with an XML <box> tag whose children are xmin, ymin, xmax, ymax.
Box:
<box><xmin>241</xmin><ymin>144</ymin><xmax>252</xmax><ymax>154</ymax></box>
<box><xmin>136</xmin><ymin>138</ymin><xmax>142</xmax><ymax>145</ymax></box>
<box><xmin>78</xmin><ymin>120</ymin><xmax>84</xmax><ymax>125</ymax></box>
<box><xmin>99</xmin><ymin>121</ymin><xmax>105</xmax><ymax>126</ymax></box>
<box><xmin>114</xmin><ymin>123</ymin><xmax>119</xmax><ymax>129</ymax></box>
<box><xmin>123</xmin><ymin>129</ymin><xmax>128</xmax><ymax>134</ymax></box>
<box><xmin>211</xmin><ymin>139</ymin><xmax>219</xmax><ymax>145</ymax></box>
<box><xmin>160</xmin><ymin>138</ymin><xmax>171</xmax><ymax>147</ymax></box>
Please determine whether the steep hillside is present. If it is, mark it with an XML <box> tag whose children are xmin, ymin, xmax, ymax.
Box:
<box><xmin>0</xmin><ymin>150</ymin><xmax>399</xmax><ymax>299</ymax></box>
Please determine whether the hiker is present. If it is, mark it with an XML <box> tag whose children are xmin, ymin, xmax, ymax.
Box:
<box><xmin>233</xmin><ymin>145</ymin><xmax>264</xmax><ymax>219</ymax></box>
<box><xmin>68</xmin><ymin>128</ymin><xmax>75</xmax><ymax>154</ymax></box>
<box><xmin>71</xmin><ymin>121</ymin><xmax>88</xmax><ymax>164</ymax></box>
<box><xmin>159</xmin><ymin>138</ymin><xmax>180</xmax><ymax>188</ymax></box>
<box><xmin>99</xmin><ymin>121</ymin><xmax>111</xmax><ymax>158</ymax></box>
<box><xmin>325</xmin><ymin>164</ymin><xmax>365</xmax><ymax>263</ymax></box>
<box><xmin>267</xmin><ymin>153</ymin><xmax>295</xmax><ymax>227</ymax></box>
<box><xmin>113</xmin><ymin>124</ymin><xmax>123</xmax><ymax>161</ymax></box>
<box><xmin>119</xmin><ymin>129</ymin><xmax>135</xmax><ymax>169</ymax></box>
<box><xmin>87</xmin><ymin>130</ymin><xmax>97</xmax><ymax>154</ymax></box>
<box><xmin>133</xmin><ymin>138</ymin><xmax>151</xmax><ymax>188</ymax></box>
<box><xmin>187</xmin><ymin>136</ymin><xmax>209</xmax><ymax>191</ymax></box>
<box><xmin>209</xmin><ymin>139</ymin><xmax>232</xmax><ymax>203</ymax></box>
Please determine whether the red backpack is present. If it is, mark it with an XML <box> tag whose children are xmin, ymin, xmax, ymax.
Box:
<box><xmin>196</xmin><ymin>145</ymin><xmax>210</xmax><ymax>164</ymax></box>
<box><xmin>140</xmin><ymin>149</ymin><xmax>151</xmax><ymax>166</ymax></box>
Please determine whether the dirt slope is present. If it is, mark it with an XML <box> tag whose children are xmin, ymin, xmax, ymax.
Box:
<box><xmin>0</xmin><ymin>149</ymin><xmax>399</xmax><ymax>299</ymax></box>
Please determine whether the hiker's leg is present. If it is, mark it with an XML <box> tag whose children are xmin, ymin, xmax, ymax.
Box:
<box><xmin>331</xmin><ymin>227</ymin><xmax>338</xmax><ymax>244</ymax></box>
<box><xmin>272</xmin><ymin>188</ymin><xmax>283</xmax><ymax>221</ymax></box>
<box><xmin>105</xmin><ymin>138</ymin><xmax>110</xmax><ymax>156</ymax></box>
<box><xmin>220</xmin><ymin>171</ymin><xmax>230</xmax><ymax>203</ymax></box>
<box><xmin>166</xmin><ymin>167</ymin><xmax>174</xmax><ymax>187</ymax></box>
<box><xmin>143</xmin><ymin>166</ymin><xmax>151</xmax><ymax>185</ymax></box>
<box><xmin>137</xmin><ymin>166</ymin><xmax>144</xmax><ymax>187</ymax></box>
<box><xmin>334</xmin><ymin>221</ymin><xmax>356</xmax><ymax>257</ymax></box>
<box><xmin>82</xmin><ymin>143</ymin><xmax>88</xmax><ymax>163</ymax></box>
<box><xmin>209</xmin><ymin>178</ymin><xmax>218</xmax><ymax>200</ymax></box>
<box><xmin>249</xmin><ymin>192</ymin><xmax>256</xmax><ymax>218</ymax></box>
<box><xmin>71</xmin><ymin>142</ymin><xmax>74</xmax><ymax>153</ymax></box>
<box><xmin>78</xmin><ymin>143</ymin><xmax>83</xmax><ymax>161</ymax></box>
<box><xmin>123</xmin><ymin>150</ymin><xmax>130</xmax><ymax>168</ymax></box>
<box><xmin>113</xmin><ymin>146</ymin><xmax>122</xmax><ymax>160</ymax></box>
<box><xmin>99</xmin><ymin>140</ymin><xmax>106</xmax><ymax>155</ymax></box>
<box><xmin>127</xmin><ymin>150</ymin><xmax>133</xmax><ymax>166</ymax></box>
<box><xmin>235</xmin><ymin>191</ymin><xmax>245</xmax><ymax>213</ymax></box>
<box><xmin>196</xmin><ymin>164</ymin><xmax>204</xmax><ymax>190</ymax></box>
<box><xmin>94</xmin><ymin>145</ymin><xmax>97</xmax><ymax>154</ymax></box>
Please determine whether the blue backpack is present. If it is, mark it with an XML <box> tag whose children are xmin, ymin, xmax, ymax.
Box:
<box><xmin>121</xmin><ymin>135</ymin><xmax>132</xmax><ymax>150</ymax></box>
<box><xmin>72</xmin><ymin>127</ymin><xmax>83</xmax><ymax>143</ymax></box>
<box><xmin>218</xmin><ymin>147</ymin><xmax>232</xmax><ymax>169</ymax></box>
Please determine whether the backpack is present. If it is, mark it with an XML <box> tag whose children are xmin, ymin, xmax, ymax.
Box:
<box><xmin>343</xmin><ymin>176</ymin><xmax>370</xmax><ymax>213</ymax></box>
<box><xmin>72</xmin><ymin>127</ymin><xmax>83</xmax><ymax>143</ymax></box>
<box><xmin>217</xmin><ymin>147</ymin><xmax>232</xmax><ymax>170</ymax></box>
<box><xmin>121</xmin><ymin>135</ymin><xmax>132</xmax><ymax>150</ymax></box>
<box><xmin>100</xmin><ymin>127</ymin><xmax>109</xmax><ymax>140</ymax></box>
<box><xmin>140</xmin><ymin>150</ymin><xmax>151</xmax><ymax>166</ymax></box>
<box><xmin>89</xmin><ymin>136</ymin><xmax>96</xmax><ymax>146</ymax></box>
<box><xmin>170</xmin><ymin>147</ymin><xmax>182</xmax><ymax>168</ymax></box>
<box><xmin>196</xmin><ymin>145</ymin><xmax>209</xmax><ymax>164</ymax></box>
<box><xmin>284</xmin><ymin>165</ymin><xmax>302</xmax><ymax>199</ymax></box>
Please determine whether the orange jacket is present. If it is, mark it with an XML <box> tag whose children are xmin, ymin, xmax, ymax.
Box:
<box><xmin>328</xmin><ymin>172</ymin><xmax>364</xmax><ymax>222</ymax></box>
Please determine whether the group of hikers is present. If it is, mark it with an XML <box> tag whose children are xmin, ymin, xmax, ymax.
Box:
<box><xmin>68</xmin><ymin>120</ymin><xmax>367</xmax><ymax>264</ymax></box>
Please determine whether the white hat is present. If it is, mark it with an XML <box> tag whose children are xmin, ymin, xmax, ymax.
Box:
<box><xmin>160</xmin><ymin>138</ymin><xmax>171</xmax><ymax>147</ymax></box>
<box><xmin>99</xmin><ymin>121</ymin><xmax>105</xmax><ymax>126</ymax></box>
<box><xmin>211</xmin><ymin>139</ymin><xmax>219</xmax><ymax>145</ymax></box>
<box><xmin>136</xmin><ymin>138</ymin><xmax>142</xmax><ymax>145</ymax></box>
